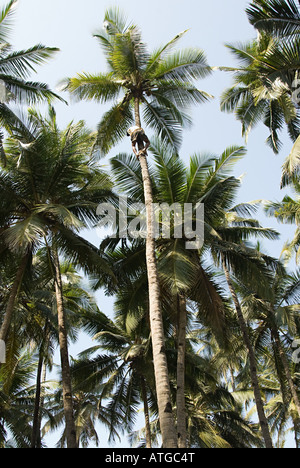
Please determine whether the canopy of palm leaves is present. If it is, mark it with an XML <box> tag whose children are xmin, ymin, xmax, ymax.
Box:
<box><xmin>0</xmin><ymin>0</ymin><xmax>65</xmax><ymax>167</ymax></box>
<box><xmin>62</xmin><ymin>8</ymin><xmax>212</xmax><ymax>154</ymax></box>
<box><xmin>0</xmin><ymin>105</ymin><xmax>114</xmax><ymax>276</ymax></box>
<box><xmin>246</xmin><ymin>0</ymin><xmax>300</xmax><ymax>37</ymax></box>
<box><xmin>220</xmin><ymin>33</ymin><xmax>300</xmax><ymax>154</ymax></box>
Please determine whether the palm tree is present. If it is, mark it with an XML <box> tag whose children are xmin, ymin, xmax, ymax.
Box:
<box><xmin>63</xmin><ymin>8</ymin><xmax>212</xmax><ymax>448</ymax></box>
<box><xmin>0</xmin><ymin>349</ymin><xmax>38</xmax><ymax>448</ymax></box>
<box><xmin>109</xmin><ymin>140</ymin><xmax>277</xmax><ymax>446</ymax></box>
<box><xmin>240</xmin><ymin>266</ymin><xmax>300</xmax><ymax>427</ymax></box>
<box><xmin>220</xmin><ymin>33</ymin><xmax>300</xmax><ymax>155</ymax></box>
<box><xmin>109</xmin><ymin>140</ymin><xmax>239</xmax><ymax>447</ymax></box>
<box><xmin>246</xmin><ymin>0</ymin><xmax>300</xmax><ymax>37</ymax></box>
<box><xmin>0</xmin><ymin>0</ymin><xmax>63</xmax><ymax>166</ymax></box>
<box><xmin>71</xmin><ymin>296</ymin><xmax>156</xmax><ymax>448</ymax></box>
<box><xmin>0</xmin><ymin>106</ymin><xmax>114</xmax><ymax>448</ymax></box>
<box><xmin>265</xmin><ymin>182</ymin><xmax>300</xmax><ymax>263</ymax></box>
<box><xmin>29</xmin><ymin>257</ymin><xmax>106</xmax><ymax>449</ymax></box>
<box><xmin>207</xmin><ymin>198</ymin><xmax>283</xmax><ymax>448</ymax></box>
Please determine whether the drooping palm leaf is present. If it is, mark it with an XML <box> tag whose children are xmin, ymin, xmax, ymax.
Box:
<box><xmin>0</xmin><ymin>0</ymin><xmax>18</xmax><ymax>43</ymax></box>
<box><xmin>246</xmin><ymin>0</ymin><xmax>300</xmax><ymax>37</ymax></box>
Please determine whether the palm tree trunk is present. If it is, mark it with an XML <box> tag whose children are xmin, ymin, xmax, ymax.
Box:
<box><xmin>31</xmin><ymin>322</ymin><xmax>50</xmax><ymax>448</ymax></box>
<box><xmin>37</xmin><ymin>363</ymin><xmax>47</xmax><ymax>448</ymax></box>
<box><xmin>222</xmin><ymin>256</ymin><xmax>273</xmax><ymax>449</ymax></box>
<box><xmin>52</xmin><ymin>246</ymin><xmax>78</xmax><ymax>449</ymax></box>
<box><xmin>140</xmin><ymin>375</ymin><xmax>152</xmax><ymax>448</ymax></box>
<box><xmin>271</xmin><ymin>325</ymin><xmax>300</xmax><ymax>419</ymax></box>
<box><xmin>0</xmin><ymin>254</ymin><xmax>29</xmax><ymax>343</ymax></box>
<box><xmin>31</xmin><ymin>346</ymin><xmax>44</xmax><ymax>448</ymax></box>
<box><xmin>176</xmin><ymin>294</ymin><xmax>187</xmax><ymax>448</ymax></box>
<box><xmin>135</xmin><ymin>97</ymin><xmax>177</xmax><ymax>448</ymax></box>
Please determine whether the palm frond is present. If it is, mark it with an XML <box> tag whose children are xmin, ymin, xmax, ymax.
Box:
<box><xmin>96</xmin><ymin>99</ymin><xmax>134</xmax><ymax>155</ymax></box>
<box><xmin>184</xmin><ymin>152</ymin><xmax>216</xmax><ymax>203</ymax></box>
<box><xmin>246</xmin><ymin>0</ymin><xmax>300</xmax><ymax>36</ymax></box>
<box><xmin>158</xmin><ymin>239</ymin><xmax>196</xmax><ymax>294</ymax></box>
<box><xmin>110</xmin><ymin>152</ymin><xmax>144</xmax><ymax>200</ymax></box>
<box><xmin>153</xmin><ymin>48</ymin><xmax>211</xmax><ymax>83</ymax></box>
<box><xmin>146</xmin><ymin>30</ymin><xmax>189</xmax><ymax>75</ymax></box>
<box><xmin>152</xmin><ymin>80</ymin><xmax>212</xmax><ymax>109</ymax></box>
<box><xmin>142</xmin><ymin>97</ymin><xmax>183</xmax><ymax>152</ymax></box>
<box><xmin>2</xmin><ymin>214</ymin><xmax>45</xmax><ymax>253</ymax></box>
<box><xmin>281</xmin><ymin>134</ymin><xmax>300</xmax><ymax>187</ymax></box>
<box><xmin>0</xmin><ymin>76</ymin><xmax>66</xmax><ymax>104</ymax></box>
<box><xmin>151</xmin><ymin>137</ymin><xmax>186</xmax><ymax>205</ymax></box>
<box><xmin>55</xmin><ymin>227</ymin><xmax>115</xmax><ymax>279</ymax></box>
<box><xmin>103</xmin><ymin>7</ymin><xmax>130</xmax><ymax>36</ymax></box>
<box><xmin>0</xmin><ymin>45</ymin><xmax>59</xmax><ymax>79</ymax></box>
<box><xmin>0</xmin><ymin>0</ymin><xmax>18</xmax><ymax>43</ymax></box>
<box><xmin>61</xmin><ymin>72</ymin><xmax>121</xmax><ymax>103</ymax></box>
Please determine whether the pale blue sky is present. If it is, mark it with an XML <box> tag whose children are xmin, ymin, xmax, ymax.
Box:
<box><xmin>8</xmin><ymin>0</ymin><xmax>297</xmax><ymax>448</ymax></box>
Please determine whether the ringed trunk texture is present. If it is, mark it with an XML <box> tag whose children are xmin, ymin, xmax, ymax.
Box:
<box><xmin>52</xmin><ymin>247</ymin><xmax>78</xmax><ymax>449</ymax></box>
<box><xmin>31</xmin><ymin>349</ymin><xmax>44</xmax><ymax>448</ymax></box>
<box><xmin>135</xmin><ymin>98</ymin><xmax>177</xmax><ymax>448</ymax></box>
<box><xmin>222</xmin><ymin>257</ymin><xmax>273</xmax><ymax>449</ymax></box>
<box><xmin>176</xmin><ymin>295</ymin><xmax>187</xmax><ymax>448</ymax></box>
<box><xmin>141</xmin><ymin>376</ymin><xmax>152</xmax><ymax>448</ymax></box>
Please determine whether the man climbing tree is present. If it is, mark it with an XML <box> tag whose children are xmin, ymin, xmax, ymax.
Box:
<box><xmin>127</xmin><ymin>126</ymin><xmax>150</xmax><ymax>158</ymax></box>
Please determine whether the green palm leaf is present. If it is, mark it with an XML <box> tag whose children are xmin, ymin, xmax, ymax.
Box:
<box><xmin>110</xmin><ymin>152</ymin><xmax>144</xmax><ymax>199</ymax></box>
<box><xmin>153</xmin><ymin>48</ymin><xmax>211</xmax><ymax>82</ymax></box>
<box><xmin>142</xmin><ymin>97</ymin><xmax>183</xmax><ymax>152</ymax></box>
<box><xmin>62</xmin><ymin>72</ymin><xmax>121</xmax><ymax>103</ymax></box>
<box><xmin>96</xmin><ymin>100</ymin><xmax>134</xmax><ymax>155</ymax></box>
<box><xmin>0</xmin><ymin>44</ymin><xmax>60</xmax><ymax>79</ymax></box>
<box><xmin>3</xmin><ymin>214</ymin><xmax>46</xmax><ymax>253</ymax></box>
<box><xmin>0</xmin><ymin>0</ymin><xmax>18</xmax><ymax>43</ymax></box>
<box><xmin>246</xmin><ymin>0</ymin><xmax>300</xmax><ymax>36</ymax></box>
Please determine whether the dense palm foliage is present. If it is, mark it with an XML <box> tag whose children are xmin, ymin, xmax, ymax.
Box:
<box><xmin>62</xmin><ymin>8</ymin><xmax>212</xmax><ymax>154</ymax></box>
<box><xmin>0</xmin><ymin>0</ymin><xmax>63</xmax><ymax>167</ymax></box>
<box><xmin>63</xmin><ymin>8</ymin><xmax>213</xmax><ymax>448</ymax></box>
<box><xmin>1</xmin><ymin>0</ymin><xmax>300</xmax><ymax>449</ymax></box>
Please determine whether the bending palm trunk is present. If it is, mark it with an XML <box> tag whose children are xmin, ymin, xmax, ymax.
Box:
<box><xmin>222</xmin><ymin>256</ymin><xmax>273</xmax><ymax>449</ymax></box>
<box><xmin>176</xmin><ymin>295</ymin><xmax>187</xmax><ymax>448</ymax></box>
<box><xmin>52</xmin><ymin>247</ymin><xmax>78</xmax><ymax>449</ymax></box>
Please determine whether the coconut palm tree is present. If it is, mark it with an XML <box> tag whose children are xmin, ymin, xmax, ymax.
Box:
<box><xmin>0</xmin><ymin>0</ymin><xmax>63</xmax><ymax>166</ymax></box>
<box><xmin>240</xmin><ymin>266</ymin><xmax>300</xmax><ymax>425</ymax></box>
<box><xmin>0</xmin><ymin>106</ymin><xmax>114</xmax><ymax>448</ymax></box>
<box><xmin>108</xmin><ymin>140</ymin><xmax>239</xmax><ymax>447</ymax></box>
<box><xmin>63</xmin><ymin>8</ymin><xmax>212</xmax><ymax>448</ymax></box>
<box><xmin>220</xmin><ymin>33</ymin><xmax>300</xmax><ymax>156</ymax></box>
<box><xmin>28</xmin><ymin>257</ymin><xmax>106</xmax><ymax>449</ymax></box>
<box><xmin>207</xmin><ymin>197</ymin><xmax>283</xmax><ymax>448</ymax></box>
<box><xmin>71</xmin><ymin>291</ymin><xmax>156</xmax><ymax>448</ymax></box>
<box><xmin>246</xmin><ymin>0</ymin><xmax>300</xmax><ymax>38</ymax></box>
<box><xmin>108</xmin><ymin>139</ymin><xmax>280</xmax><ymax>447</ymax></box>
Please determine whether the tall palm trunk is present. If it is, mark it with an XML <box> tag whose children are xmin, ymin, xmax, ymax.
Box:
<box><xmin>0</xmin><ymin>254</ymin><xmax>29</xmax><ymax>344</ymax></box>
<box><xmin>31</xmin><ymin>345</ymin><xmax>44</xmax><ymax>448</ymax></box>
<box><xmin>222</xmin><ymin>256</ymin><xmax>273</xmax><ymax>449</ymax></box>
<box><xmin>134</xmin><ymin>97</ymin><xmax>177</xmax><ymax>448</ymax></box>
<box><xmin>31</xmin><ymin>322</ymin><xmax>50</xmax><ymax>448</ymax></box>
<box><xmin>271</xmin><ymin>325</ymin><xmax>300</xmax><ymax>419</ymax></box>
<box><xmin>140</xmin><ymin>375</ymin><xmax>152</xmax><ymax>448</ymax></box>
<box><xmin>52</xmin><ymin>246</ymin><xmax>78</xmax><ymax>449</ymax></box>
<box><xmin>176</xmin><ymin>294</ymin><xmax>187</xmax><ymax>448</ymax></box>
